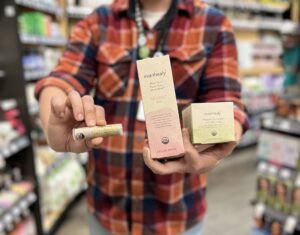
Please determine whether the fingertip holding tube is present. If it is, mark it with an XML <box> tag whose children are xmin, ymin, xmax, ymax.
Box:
<box><xmin>72</xmin><ymin>124</ymin><xmax>123</xmax><ymax>141</ymax></box>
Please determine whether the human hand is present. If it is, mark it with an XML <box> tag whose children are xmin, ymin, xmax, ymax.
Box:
<box><xmin>143</xmin><ymin>120</ymin><xmax>243</xmax><ymax>175</ymax></box>
<box><xmin>46</xmin><ymin>90</ymin><xmax>106</xmax><ymax>153</ymax></box>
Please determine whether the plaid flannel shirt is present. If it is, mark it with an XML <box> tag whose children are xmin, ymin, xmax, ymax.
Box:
<box><xmin>35</xmin><ymin>0</ymin><xmax>248</xmax><ymax>234</ymax></box>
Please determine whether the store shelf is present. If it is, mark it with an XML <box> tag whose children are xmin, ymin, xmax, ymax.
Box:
<box><xmin>0</xmin><ymin>136</ymin><xmax>30</xmax><ymax>159</ymax></box>
<box><xmin>239</xmin><ymin>66</ymin><xmax>284</xmax><ymax>77</ymax></box>
<box><xmin>67</xmin><ymin>6</ymin><xmax>93</xmax><ymax>19</ymax></box>
<box><xmin>15</xmin><ymin>0</ymin><xmax>63</xmax><ymax>17</ymax></box>
<box><xmin>44</xmin><ymin>186</ymin><xmax>86</xmax><ymax>235</ymax></box>
<box><xmin>262</xmin><ymin>117</ymin><xmax>300</xmax><ymax>137</ymax></box>
<box><xmin>264</xmin><ymin>206</ymin><xmax>300</xmax><ymax>231</ymax></box>
<box><xmin>20</xmin><ymin>34</ymin><xmax>66</xmax><ymax>46</ymax></box>
<box><xmin>0</xmin><ymin>191</ymin><xmax>37</xmax><ymax>232</ymax></box>
<box><xmin>205</xmin><ymin>0</ymin><xmax>289</xmax><ymax>13</ymax></box>
<box><xmin>24</xmin><ymin>70</ymin><xmax>49</xmax><ymax>81</ymax></box>
<box><xmin>231</xmin><ymin>19</ymin><xmax>296</xmax><ymax>32</ymax></box>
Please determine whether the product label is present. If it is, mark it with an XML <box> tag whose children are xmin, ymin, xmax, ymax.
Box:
<box><xmin>137</xmin><ymin>55</ymin><xmax>184</xmax><ymax>159</ymax></box>
<box><xmin>183</xmin><ymin>102</ymin><xmax>235</xmax><ymax>144</ymax></box>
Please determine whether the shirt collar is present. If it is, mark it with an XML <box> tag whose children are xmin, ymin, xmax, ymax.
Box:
<box><xmin>112</xmin><ymin>0</ymin><xmax>194</xmax><ymax>19</ymax></box>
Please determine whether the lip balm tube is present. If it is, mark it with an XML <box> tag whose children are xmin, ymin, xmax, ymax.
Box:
<box><xmin>72</xmin><ymin>124</ymin><xmax>123</xmax><ymax>141</ymax></box>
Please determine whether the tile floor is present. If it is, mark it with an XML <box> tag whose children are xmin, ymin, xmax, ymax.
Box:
<box><xmin>56</xmin><ymin>147</ymin><xmax>257</xmax><ymax>235</ymax></box>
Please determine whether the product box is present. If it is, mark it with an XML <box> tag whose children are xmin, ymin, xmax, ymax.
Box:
<box><xmin>136</xmin><ymin>55</ymin><xmax>184</xmax><ymax>159</ymax></box>
<box><xmin>291</xmin><ymin>174</ymin><xmax>300</xmax><ymax>218</ymax></box>
<box><xmin>182</xmin><ymin>102</ymin><xmax>235</xmax><ymax>145</ymax></box>
<box><xmin>257</xmin><ymin>131</ymin><xmax>300</xmax><ymax>168</ymax></box>
<box><xmin>273</xmin><ymin>169</ymin><xmax>293</xmax><ymax>213</ymax></box>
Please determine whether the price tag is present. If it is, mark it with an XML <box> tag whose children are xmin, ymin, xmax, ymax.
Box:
<box><xmin>254</xmin><ymin>203</ymin><xmax>266</xmax><ymax>219</ymax></box>
<box><xmin>2</xmin><ymin>148</ymin><xmax>10</xmax><ymax>158</ymax></box>
<box><xmin>20</xmin><ymin>200</ymin><xmax>28</xmax><ymax>210</ymax></box>
<box><xmin>10</xmin><ymin>143</ymin><xmax>18</xmax><ymax>153</ymax></box>
<box><xmin>280</xmin><ymin>120</ymin><xmax>291</xmax><ymax>131</ymax></box>
<box><xmin>263</xmin><ymin>118</ymin><xmax>273</xmax><ymax>128</ymax></box>
<box><xmin>3</xmin><ymin>214</ymin><xmax>13</xmax><ymax>225</ymax></box>
<box><xmin>284</xmin><ymin>216</ymin><xmax>297</xmax><ymax>234</ymax></box>
<box><xmin>28</xmin><ymin>193</ymin><xmax>37</xmax><ymax>203</ymax></box>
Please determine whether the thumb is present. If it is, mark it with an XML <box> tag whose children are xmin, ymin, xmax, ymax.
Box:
<box><xmin>50</xmin><ymin>96</ymin><xmax>66</xmax><ymax>119</ymax></box>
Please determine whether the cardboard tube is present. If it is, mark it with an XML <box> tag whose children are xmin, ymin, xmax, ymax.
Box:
<box><xmin>72</xmin><ymin>124</ymin><xmax>123</xmax><ymax>141</ymax></box>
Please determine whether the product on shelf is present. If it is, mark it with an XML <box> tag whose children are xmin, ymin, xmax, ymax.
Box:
<box><xmin>275</xmin><ymin>97</ymin><xmax>300</xmax><ymax>121</ymax></box>
<box><xmin>273</xmin><ymin>169</ymin><xmax>293</xmax><ymax>213</ymax></box>
<box><xmin>22</xmin><ymin>48</ymin><xmax>61</xmax><ymax>80</ymax></box>
<box><xmin>7</xmin><ymin>216</ymin><xmax>36</xmax><ymax>235</ymax></box>
<box><xmin>18</xmin><ymin>12</ymin><xmax>63</xmax><ymax>38</ymax></box>
<box><xmin>0</xmin><ymin>100</ymin><xmax>27</xmax><ymax>149</ymax></box>
<box><xmin>67</xmin><ymin>0</ymin><xmax>112</xmax><ymax>8</ymax></box>
<box><xmin>291</xmin><ymin>175</ymin><xmax>300</xmax><ymax>218</ymax></box>
<box><xmin>34</xmin><ymin>146</ymin><xmax>86</xmax><ymax>232</ymax></box>
<box><xmin>257</xmin><ymin>131</ymin><xmax>300</xmax><ymax>169</ymax></box>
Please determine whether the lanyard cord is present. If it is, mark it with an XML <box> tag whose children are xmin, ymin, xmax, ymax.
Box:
<box><xmin>135</xmin><ymin>0</ymin><xmax>177</xmax><ymax>59</ymax></box>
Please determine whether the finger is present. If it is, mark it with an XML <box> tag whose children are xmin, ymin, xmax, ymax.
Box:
<box><xmin>234</xmin><ymin>120</ymin><xmax>243</xmax><ymax>142</ymax></box>
<box><xmin>86</xmin><ymin>137</ymin><xmax>103</xmax><ymax>149</ymax></box>
<box><xmin>51</xmin><ymin>96</ymin><xmax>66</xmax><ymax>118</ymax></box>
<box><xmin>213</xmin><ymin>142</ymin><xmax>237</xmax><ymax>158</ymax></box>
<box><xmin>143</xmin><ymin>147</ymin><xmax>185</xmax><ymax>175</ymax></box>
<box><xmin>182</xmin><ymin>128</ymin><xmax>213</xmax><ymax>153</ymax></box>
<box><xmin>95</xmin><ymin>106</ymin><xmax>107</xmax><ymax>126</ymax></box>
<box><xmin>67</xmin><ymin>90</ymin><xmax>84</xmax><ymax>121</ymax></box>
<box><xmin>82</xmin><ymin>96</ymin><xmax>96</xmax><ymax>127</ymax></box>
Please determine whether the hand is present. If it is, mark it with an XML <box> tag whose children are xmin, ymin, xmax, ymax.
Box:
<box><xmin>143</xmin><ymin>121</ymin><xmax>243</xmax><ymax>175</ymax></box>
<box><xmin>46</xmin><ymin>90</ymin><xmax>106</xmax><ymax>153</ymax></box>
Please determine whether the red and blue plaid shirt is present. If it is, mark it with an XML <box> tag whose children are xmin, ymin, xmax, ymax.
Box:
<box><xmin>35</xmin><ymin>0</ymin><xmax>248</xmax><ymax>234</ymax></box>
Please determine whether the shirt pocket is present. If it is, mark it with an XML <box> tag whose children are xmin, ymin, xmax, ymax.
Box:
<box><xmin>96</xmin><ymin>42</ymin><xmax>132</xmax><ymax>98</ymax></box>
<box><xmin>169</xmin><ymin>47</ymin><xmax>207</xmax><ymax>100</ymax></box>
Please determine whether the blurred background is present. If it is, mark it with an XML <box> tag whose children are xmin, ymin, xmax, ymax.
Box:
<box><xmin>0</xmin><ymin>0</ymin><xmax>299</xmax><ymax>235</ymax></box>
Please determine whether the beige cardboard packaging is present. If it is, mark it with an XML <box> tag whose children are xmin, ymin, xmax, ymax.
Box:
<box><xmin>182</xmin><ymin>102</ymin><xmax>235</xmax><ymax>144</ymax></box>
<box><xmin>137</xmin><ymin>55</ymin><xmax>184</xmax><ymax>159</ymax></box>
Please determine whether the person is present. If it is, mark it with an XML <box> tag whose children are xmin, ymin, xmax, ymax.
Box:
<box><xmin>35</xmin><ymin>0</ymin><xmax>248</xmax><ymax>234</ymax></box>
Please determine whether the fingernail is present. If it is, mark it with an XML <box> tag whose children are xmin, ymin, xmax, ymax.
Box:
<box><xmin>77</xmin><ymin>114</ymin><xmax>83</xmax><ymax>121</ymax></box>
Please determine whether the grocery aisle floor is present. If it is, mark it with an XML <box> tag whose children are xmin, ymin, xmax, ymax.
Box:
<box><xmin>56</xmin><ymin>147</ymin><xmax>257</xmax><ymax>235</ymax></box>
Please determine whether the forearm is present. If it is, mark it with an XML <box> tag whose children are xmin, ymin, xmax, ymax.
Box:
<box><xmin>39</xmin><ymin>87</ymin><xmax>67</xmax><ymax>135</ymax></box>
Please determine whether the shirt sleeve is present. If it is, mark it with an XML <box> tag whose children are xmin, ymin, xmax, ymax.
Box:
<box><xmin>198</xmin><ymin>14</ymin><xmax>249</xmax><ymax>133</ymax></box>
<box><xmin>35</xmin><ymin>12</ymin><xmax>99</xmax><ymax>99</ymax></box>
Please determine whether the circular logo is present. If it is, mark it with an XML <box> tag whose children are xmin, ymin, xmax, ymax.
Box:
<box><xmin>211</xmin><ymin>130</ymin><xmax>217</xmax><ymax>137</ymax></box>
<box><xmin>76</xmin><ymin>133</ymin><xmax>85</xmax><ymax>140</ymax></box>
<box><xmin>161</xmin><ymin>137</ymin><xmax>169</xmax><ymax>145</ymax></box>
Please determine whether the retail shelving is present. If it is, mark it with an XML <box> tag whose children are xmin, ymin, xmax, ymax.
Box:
<box><xmin>205</xmin><ymin>0</ymin><xmax>289</xmax><ymax>13</ymax></box>
<box><xmin>15</xmin><ymin>0</ymin><xmax>63</xmax><ymax>17</ymax></box>
<box><xmin>231</xmin><ymin>19</ymin><xmax>297</xmax><ymax>32</ymax></box>
<box><xmin>20</xmin><ymin>34</ymin><xmax>66</xmax><ymax>47</ymax></box>
<box><xmin>67</xmin><ymin>6</ymin><xmax>93</xmax><ymax>19</ymax></box>
<box><xmin>24</xmin><ymin>70</ymin><xmax>50</xmax><ymax>82</ymax></box>
<box><xmin>239</xmin><ymin>66</ymin><xmax>284</xmax><ymax>77</ymax></box>
<box><xmin>0</xmin><ymin>136</ymin><xmax>30</xmax><ymax>159</ymax></box>
<box><xmin>0</xmin><ymin>190</ymin><xmax>37</xmax><ymax>232</ymax></box>
<box><xmin>262</xmin><ymin>116</ymin><xmax>300</xmax><ymax>137</ymax></box>
<box><xmin>44</xmin><ymin>187</ymin><xmax>86</xmax><ymax>235</ymax></box>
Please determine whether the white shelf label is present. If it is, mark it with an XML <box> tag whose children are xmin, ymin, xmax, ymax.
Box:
<box><xmin>254</xmin><ymin>203</ymin><xmax>266</xmax><ymax>219</ymax></box>
<box><xmin>263</xmin><ymin>118</ymin><xmax>273</xmax><ymax>128</ymax></box>
<box><xmin>284</xmin><ymin>216</ymin><xmax>297</xmax><ymax>233</ymax></box>
<box><xmin>280</xmin><ymin>120</ymin><xmax>291</xmax><ymax>131</ymax></box>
